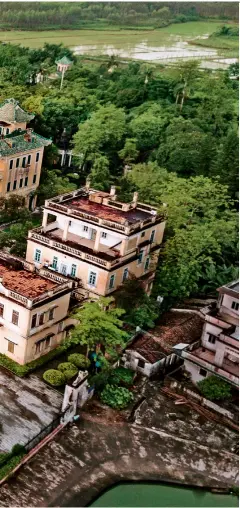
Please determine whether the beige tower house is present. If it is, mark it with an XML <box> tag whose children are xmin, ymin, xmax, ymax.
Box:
<box><xmin>0</xmin><ymin>98</ymin><xmax>51</xmax><ymax>210</ymax></box>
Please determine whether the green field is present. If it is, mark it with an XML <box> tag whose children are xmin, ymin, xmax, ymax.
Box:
<box><xmin>0</xmin><ymin>21</ymin><xmax>226</xmax><ymax>48</ymax></box>
<box><xmin>0</xmin><ymin>21</ymin><xmax>237</xmax><ymax>61</ymax></box>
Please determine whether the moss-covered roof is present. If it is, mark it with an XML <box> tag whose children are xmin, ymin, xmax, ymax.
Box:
<box><xmin>0</xmin><ymin>99</ymin><xmax>34</xmax><ymax>124</ymax></box>
<box><xmin>56</xmin><ymin>56</ymin><xmax>73</xmax><ymax>66</ymax></box>
<box><xmin>0</xmin><ymin>131</ymin><xmax>51</xmax><ymax>156</ymax></box>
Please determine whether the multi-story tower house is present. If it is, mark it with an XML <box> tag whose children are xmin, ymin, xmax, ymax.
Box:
<box><xmin>0</xmin><ymin>98</ymin><xmax>51</xmax><ymax>209</ymax></box>
<box><xmin>0</xmin><ymin>251</ymin><xmax>75</xmax><ymax>364</ymax></box>
<box><xmin>177</xmin><ymin>280</ymin><xmax>239</xmax><ymax>388</ymax></box>
<box><xmin>26</xmin><ymin>184</ymin><xmax>166</xmax><ymax>299</ymax></box>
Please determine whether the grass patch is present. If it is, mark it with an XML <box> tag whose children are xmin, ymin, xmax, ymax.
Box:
<box><xmin>190</xmin><ymin>35</ymin><xmax>238</xmax><ymax>53</ymax></box>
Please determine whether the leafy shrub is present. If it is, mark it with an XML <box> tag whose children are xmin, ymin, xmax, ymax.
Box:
<box><xmin>89</xmin><ymin>370</ymin><xmax>111</xmax><ymax>393</ymax></box>
<box><xmin>0</xmin><ymin>454</ymin><xmax>24</xmax><ymax>481</ymax></box>
<box><xmin>109</xmin><ymin>367</ymin><xmax>134</xmax><ymax>387</ymax></box>
<box><xmin>68</xmin><ymin>353</ymin><xmax>90</xmax><ymax>369</ymax></box>
<box><xmin>43</xmin><ymin>369</ymin><xmax>65</xmax><ymax>386</ymax></box>
<box><xmin>100</xmin><ymin>384</ymin><xmax>134</xmax><ymax>409</ymax></box>
<box><xmin>197</xmin><ymin>375</ymin><xmax>232</xmax><ymax>401</ymax></box>
<box><xmin>11</xmin><ymin>444</ymin><xmax>26</xmax><ymax>456</ymax></box>
<box><xmin>63</xmin><ymin>369</ymin><xmax>78</xmax><ymax>381</ymax></box>
<box><xmin>58</xmin><ymin>362</ymin><xmax>77</xmax><ymax>373</ymax></box>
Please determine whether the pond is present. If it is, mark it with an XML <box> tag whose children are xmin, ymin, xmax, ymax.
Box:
<box><xmin>90</xmin><ymin>482</ymin><xmax>238</xmax><ymax>507</ymax></box>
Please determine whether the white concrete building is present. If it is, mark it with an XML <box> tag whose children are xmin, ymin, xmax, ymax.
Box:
<box><xmin>176</xmin><ymin>281</ymin><xmax>239</xmax><ymax>387</ymax></box>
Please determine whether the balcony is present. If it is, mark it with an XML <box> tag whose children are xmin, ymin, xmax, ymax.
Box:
<box><xmin>28</xmin><ymin>225</ymin><xmax>143</xmax><ymax>270</ymax></box>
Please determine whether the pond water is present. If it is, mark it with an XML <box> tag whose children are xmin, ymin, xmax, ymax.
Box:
<box><xmin>90</xmin><ymin>482</ymin><xmax>238</xmax><ymax>507</ymax></box>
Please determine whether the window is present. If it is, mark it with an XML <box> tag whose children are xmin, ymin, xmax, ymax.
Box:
<box><xmin>83</xmin><ymin>225</ymin><xmax>88</xmax><ymax>232</ymax></box>
<box><xmin>38</xmin><ymin>313</ymin><xmax>44</xmax><ymax>326</ymax></box>
<box><xmin>138</xmin><ymin>249</ymin><xmax>144</xmax><ymax>264</ymax></box>
<box><xmin>71</xmin><ymin>264</ymin><xmax>77</xmax><ymax>277</ymax></box>
<box><xmin>16</xmin><ymin>158</ymin><xmax>20</xmax><ymax>168</ymax></box>
<box><xmin>22</xmin><ymin>157</ymin><xmax>26</xmax><ymax>168</ymax></box>
<box><xmin>101</xmin><ymin>232</ymin><xmax>107</xmax><ymax>239</ymax></box>
<box><xmin>31</xmin><ymin>314</ymin><xmax>37</xmax><ymax>329</ymax></box>
<box><xmin>122</xmin><ymin>268</ymin><xmax>129</xmax><ymax>282</ymax></box>
<box><xmin>45</xmin><ymin>336</ymin><xmax>51</xmax><ymax>349</ymax></box>
<box><xmin>7</xmin><ymin>182</ymin><xmax>11</xmax><ymax>192</ymax></box>
<box><xmin>58</xmin><ymin>321</ymin><xmax>64</xmax><ymax>333</ymax></box>
<box><xmin>109</xmin><ymin>274</ymin><xmax>115</xmax><ymax>289</ymax></box>
<box><xmin>13</xmin><ymin>180</ymin><xmax>17</xmax><ymax>190</ymax></box>
<box><xmin>150</xmin><ymin>230</ymin><xmax>155</xmax><ymax>243</ymax></box>
<box><xmin>8</xmin><ymin>340</ymin><xmax>15</xmax><ymax>354</ymax></box>
<box><xmin>35</xmin><ymin>341</ymin><xmax>41</xmax><ymax>354</ymax></box>
<box><xmin>141</xmin><ymin>231</ymin><xmax>145</xmax><ymax>237</ymax></box>
<box><xmin>27</xmin><ymin>154</ymin><xmax>31</xmax><ymax>164</ymax></box>
<box><xmin>231</xmin><ymin>301</ymin><xmax>239</xmax><ymax>311</ymax></box>
<box><xmin>208</xmin><ymin>334</ymin><xmax>216</xmax><ymax>344</ymax></box>
<box><xmin>19</xmin><ymin>179</ymin><xmax>23</xmax><ymax>188</ymax></box>
<box><xmin>49</xmin><ymin>308</ymin><xmax>54</xmax><ymax>321</ymax></box>
<box><xmin>52</xmin><ymin>256</ymin><xmax>58</xmax><ymax>270</ymax></box>
<box><xmin>9</xmin><ymin>160</ymin><xmax>13</xmax><ymax>170</ymax></box>
<box><xmin>138</xmin><ymin>359</ymin><xmax>145</xmax><ymax>369</ymax></box>
<box><xmin>60</xmin><ymin>264</ymin><xmax>67</xmax><ymax>275</ymax></box>
<box><xmin>88</xmin><ymin>271</ymin><xmax>97</xmax><ymax>286</ymax></box>
<box><xmin>6</xmin><ymin>128</ymin><xmax>9</xmax><ymax>135</ymax></box>
<box><xmin>24</xmin><ymin>177</ymin><xmax>28</xmax><ymax>187</ymax></box>
<box><xmin>36</xmin><ymin>152</ymin><xmax>40</xmax><ymax>162</ymax></box>
<box><xmin>12</xmin><ymin>310</ymin><xmax>19</xmax><ymax>326</ymax></box>
<box><xmin>33</xmin><ymin>174</ymin><xmax>37</xmax><ymax>184</ymax></box>
<box><xmin>0</xmin><ymin>304</ymin><xmax>4</xmax><ymax>317</ymax></box>
<box><xmin>144</xmin><ymin>257</ymin><xmax>150</xmax><ymax>271</ymax></box>
<box><xmin>199</xmin><ymin>368</ymin><xmax>207</xmax><ymax>377</ymax></box>
<box><xmin>34</xmin><ymin>249</ymin><xmax>41</xmax><ymax>262</ymax></box>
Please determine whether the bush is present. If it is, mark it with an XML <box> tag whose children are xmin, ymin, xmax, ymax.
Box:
<box><xmin>58</xmin><ymin>362</ymin><xmax>77</xmax><ymax>372</ymax></box>
<box><xmin>90</xmin><ymin>370</ymin><xmax>111</xmax><ymax>393</ymax></box>
<box><xmin>100</xmin><ymin>384</ymin><xmax>134</xmax><ymax>409</ymax></box>
<box><xmin>197</xmin><ymin>375</ymin><xmax>232</xmax><ymax>401</ymax></box>
<box><xmin>109</xmin><ymin>367</ymin><xmax>134</xmax><ymax>387</ymax></box>
<box><xmin>63</xmin><ymin>369</ymin><xmax>78</xmax><ymax>381</ymax></box>
<box><xmin>43</xmin><ymin>369</ymin><xmax>65</xmax><ymax>386</ymax></box>
<box><xmin>68</xmin><ymin>353</ymin><xmax>90</xmax><ymax>369</ymax></box>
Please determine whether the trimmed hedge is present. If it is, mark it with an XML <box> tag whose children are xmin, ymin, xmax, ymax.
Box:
<box><xmin>58</xmin><ymin>362</ymin><xmax>77</xmax><ymax>373</ymax></box>
<box><xmin>0</xmin><ymin>345</ymin><xmax>68</xmax><ymax>377</ymax></box>
<box><xmin>68</xmin><ymin>353</ymin><xmax>90</xmax><ymax>369</ymax></box>
<box><xmin>43</xmin><ymin>369</ymin><xmax>65</xmax><ymax>386</ymax></box>
<box><xmin>63</xmin><ymin>369</ymin><xmax>78</xmax><ymax>381</ymax></box>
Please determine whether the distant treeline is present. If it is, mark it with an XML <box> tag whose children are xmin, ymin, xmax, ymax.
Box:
<box><xmin>0</xmin><ymin>2</ymin><xmax>238</xmax><ymax>30</ymax></box>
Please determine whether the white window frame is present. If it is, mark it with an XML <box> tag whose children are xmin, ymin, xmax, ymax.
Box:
<box><xmin>83</xmin><ymin>225</ymin><xmax>88</xmax><ymax>232</ymax></box>
<box><xmin>88</xmin><ymin>270</ymin><xmax>97</xmax><ymax>287</ymax></box>
<box><xmin>34</xmin><ymin>248</ymin><xmax>41</xmax><ymax>263</ymax></box>
<box><xmin>122</xmin><ymin>268</ymin><xmax>129</xmax><ymax>282</ymax></box>
<box><xmin>101</xmin><ymin>232</ymin><xmax>107</xmax><ymax>239</ymax></box>
<box><xmin>109</xmin><ymin>274</ymin><xmax>115</xmax><ymax>289</ymax></box>
<box><xmin>36</xmin><ymin>152</ymin><xmax>40</xmax><ymax>162</ymax></box>
<box><xmin>231</xmin><ymin>301</ymin><xmax>239</xmax><ymax>311</ymax></box>
<box><xmin>144</xmin><ymin>257</ymin><xmax>150</xmax><ymax>271</ymax></box>
<box><xmin>58</xmin><ymin>321</ymin><xmax>64</xmax><ymax>333</ymax></box>
<box><xmin>150</xmin><ymin>230</ymin><xmax>156</xmax><ymax>243</ymax></box>
<box><xmin>52</xmin><ymin>256</ymin><xmax>58</xmax><ymax>270</ymax></box>
<box><xmin>71</xmin><ymin>264</ymin><xmax>77</xmax><ymax>277</ymax></box>
<box><xmin>138</xmin><ymin>249</ymin><xmax>144</xmax><ymax>265</ymax></box>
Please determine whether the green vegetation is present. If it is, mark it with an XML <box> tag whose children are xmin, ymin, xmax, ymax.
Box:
<box><xmin>109</xmin><ymin>367</ymin><xmax>135</xmax><ymax>387</ymax></box>
<box><xmin>0</xmin><ymin>444</ymin><xmax>26</xmax><ymax>481</ymax></box>
<box><xmin>68</xmin><ymin>353</ymin><xmax>90</xmax><ymax>369</ymax></box>
<box><xmin>68</xmin><ymin>297</ymin><xmax>128</xmax><ymax>358</ymax></box>
<box><xmin>0</xmin><ymin>3</ymin><xmax>236</xmax><ymax>32</ymax></box>
<box><xmin>197</xmin><ymin>375</ymin><xmax>232</xmax><ymax>401</ymax></box>
<box><xmin>57</xmin><ymin>362</ymin><xmax>78</xmax><ymax>373</ymax></box>
<box><xmin>100</xmin><ymin>384</ymin><xmax>134</xmax><ymax>409</ymax></box>
<box><xmin>43</xmin><ymin>369</ymin><xmax>66</xmax><ymax>386</ymax></box>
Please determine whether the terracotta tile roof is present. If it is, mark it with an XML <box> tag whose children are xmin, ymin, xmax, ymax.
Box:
<box><xmin>128</xmin><ymin>312</ymin><xmax>204</xmax><ymax>364</ymax></box>
<box><xmin>0</xmin><ymin>99</ymin><xmax>34</xmax><ymax>124</ymax></box>
<box><xmin>0</xmin><ymin>262</ymin><xmax>56</xmax><ymax>299</ymax></box>
<box><xmin>67</xmin><ymin>197</ymin><xmax>151</xmax><ymax>224</ymax></box>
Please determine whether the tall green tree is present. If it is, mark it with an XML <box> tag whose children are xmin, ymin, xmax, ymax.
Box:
<box><xmin>69</xmin><ymin>297</ymin><xmax>128</xmax><ymax>357</ymax></box>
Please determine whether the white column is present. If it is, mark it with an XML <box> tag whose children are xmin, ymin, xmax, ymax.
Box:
<box><xmin>120</xmin><ymin>238</ymin><xmax>128</xmax><ymax>256</ymax></box>
<box><xmin>93</xmin><ymin>230</ymin><xmax>101</xmax><ymax>252</ymax></box>
<box><xmin>62</xmin><ymin>220</ymin><xmax>69</xmax><ymax>241</ymax></box>
<box><xmin>69</xmin><ymin>154</ymin><xmax>72</xmax><ymax>167</ymax></box>
<box><xmin>214</xmin><ymin>347</ymin><xmax>225</xmax><ymax>367</ymax></box>
<box><xmin>42</xmin><ymin>210</ymin><xmax>48</xmax><ymax>229</ymax></box>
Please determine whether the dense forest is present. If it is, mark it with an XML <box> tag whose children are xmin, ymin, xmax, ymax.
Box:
<box><xmin>0</xmin><ymin>2</ymin><xmax>238</xmax><ymax>30</ymax></box>
<box><xmin>0</xmin><ymin>40</ymin><xmax>238</xmax><ymax>311</ymax></box>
